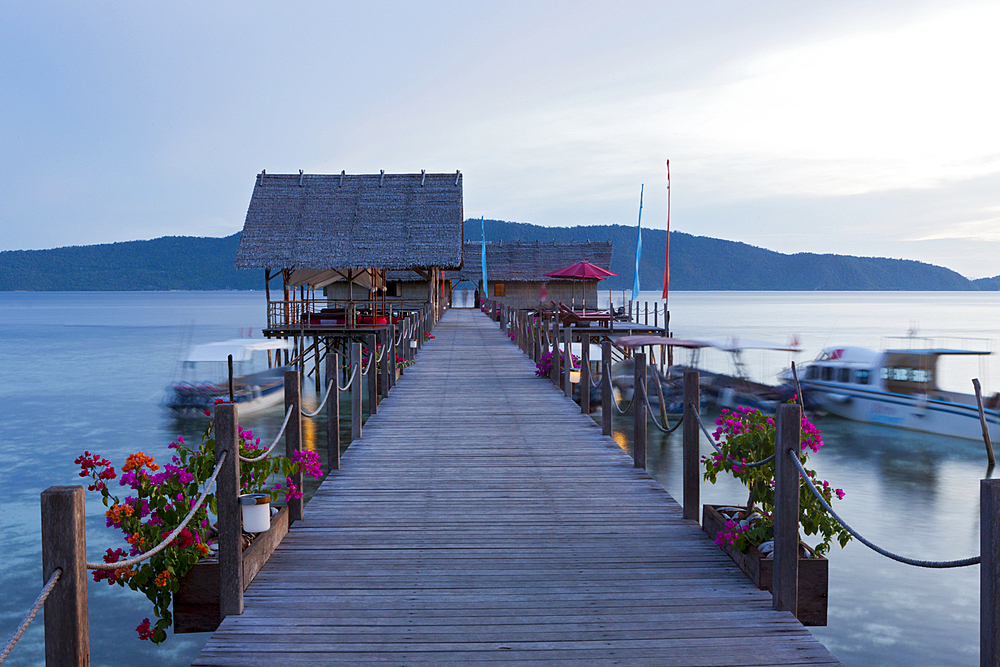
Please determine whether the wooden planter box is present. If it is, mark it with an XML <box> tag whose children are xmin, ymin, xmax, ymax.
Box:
<box><xmin>174</xmin><ymin>505</ymin><xmax>290</xmax><ymax>633</ymax></box>
<box><xmin>702</xmin><ymin>504</ymin><xmax>828</xmax><ymax>626</ymax></box>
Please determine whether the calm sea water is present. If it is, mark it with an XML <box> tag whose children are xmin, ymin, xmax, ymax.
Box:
<box><xmin>1</xmin><ymin>290</ymin><xmax>998</xmax><ymax>666</ymax></box>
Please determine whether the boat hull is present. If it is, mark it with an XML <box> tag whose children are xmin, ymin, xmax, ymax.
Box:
<box><xmin>804</xmin><ymin>381</ymin><xmax>1000</xmax><ymax>441</ymax></box>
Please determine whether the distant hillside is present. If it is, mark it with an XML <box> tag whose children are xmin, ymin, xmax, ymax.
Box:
<box><xmin>478</xmin><ymin>219</ymin><xmax>986</xmax><ymax>291</ymax></box>
<box><xmin>0</xmin><ymin>234</ymin><xmax>258</xmax><ymax>291</ymax></box>
<box><xmin>0</xmin><ymin>223</ymin><xmax>994</xmax><ymax>291</ymax></box>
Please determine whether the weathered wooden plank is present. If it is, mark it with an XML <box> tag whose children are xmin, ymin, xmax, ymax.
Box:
<box><xmin>194</xmin><ymin>309</ymin><xmax>842</xmax><ymax>667</ymax></box>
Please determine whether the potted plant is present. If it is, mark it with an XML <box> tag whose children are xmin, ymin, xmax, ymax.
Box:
<box><xmin>700</xmin><ymin>404</ymin><xmax>851</xmax><ymax>625</ymax></box>
<box><xmin>76</xmin><ymin>403</ymin><xmax>322</xmax><ymax>644</ymax></box>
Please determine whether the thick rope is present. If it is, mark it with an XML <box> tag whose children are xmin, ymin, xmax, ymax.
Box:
<box><xmin>338</xmin><ymin>363</ymin><xmax>358</xmax><ymax>392</ymax></box>
<box><xmin>362</xmin><ymin>351</ymin><xmax>374</xmax><ymax>375</ymax></box>
<box><xmin>643</xmin><ymin>390</ymin><xmax>684</xmax><ymax>433</ymax></box>
<box><xmin>375</xmin><ymin>344</ymin><xmax>386</xmax><ymax>363</ymax></box>
<box><xmin>239</xmin><ymin>405</ymin><xmax>294</xmax><ymax>462</ymax></box>
<box><xmin>0</xmin><ymin>568</ymin><xmax>61</xmax><ymax>664</ymax></box>
<box><xmin>791</xmin><ymin>453</ymin><xmax>980</xmax><ymax>568</ymax></box>
<box><xmin>87</xmin><ymin>450</ymin><xmax>227</xmax><ymax>570</ymax></box>
<box><xmin>692</xmin><ymin>407</ymin><xmax>775</xmax><ymax>468</ymax></box>
<box><xmin>611</xmin><ymin>390</ymin><xmax>635</xmax><ymax>415</ymax></box>
<box><xmin>301</xmin><ymin>380</ymin><xmax>334</xmax><ymax>418</ymax></box>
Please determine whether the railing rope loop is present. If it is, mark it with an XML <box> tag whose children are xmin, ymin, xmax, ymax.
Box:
<box><xmin>87</xmin><ymin>450</ymin><xmax>228</xmax><ymax>570</ymax></box>
<box><xmin>338</xmin><ymin>363</ymin><xmax>358</xmax><ymax>392</ymax></box>
<box><xmin>790</xmin><ymin>453</ymin><xmax>980</xmax><ymax>568</ymax></box>
<box><xmin>642</xmin><ymin>386</ymin><xmax>683</xmax><ymax>433</ymax></box>
<box><xmin>301</xmin><ymin>379</ymin><xmax>334</xmax><ymax>418</ymax></box>
<box><xmin>239</xmin><ymin>405</ymin><xmax>294</xmax><ymax>463</ymax></box>
<box><xmin>0</xmin><ymin>568</ymin><xmax>62</xmax><ymax>664</ymax></box>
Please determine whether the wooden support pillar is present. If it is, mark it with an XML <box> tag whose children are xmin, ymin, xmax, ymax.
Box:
<box><xmin>40</xmin><ymin>485</ymin><xmax>89</xmax><ymax>666</ymax></box>
<box><xmin>602</xmin><ymin>340</ymin><xmax>613</xmax><ymax>437</ymax></box>
<box><xmin>563</xmin><ymin>327</ymin><xmax>574</xmax><ymax>398</ymax></box>
<box><xmin>550</xmin><ymin>319</ymin><xmax>561</xmax><ymax>387</ymax></box>
<box><xmin>351</xmin><ymin>343</ymin><xmax>362</xmax><ymax>442</ymax></box>
<box><xmin>773</xmin><ymin>403</ymin><xmax>801</xmax><ymax>615</ymax></box>
<box><xmin>633</xmin><ymin>352</ymin><xmax>647</xmax><ymax>469</ymax></box>
<box><xmin>533</xmin><ymin>316</ymin><xmax>542</xmax><ymax>362</ymax></box>
<box><xmin>380</xmin><ymin>330</ymin><xmax>389</xmax><ymax>399</ymax></box>
<box><xmin>682</xmin><ymin>370</ymin><xmax>700</xmax><ymax>521</ymax></box>
<box><xmin>326</xmin><ymin>350</ymin><xmax>340</xmax><ymax>471</ymax></box>
<box><xmin>284</xmin><ymin>370</ymin><xmax>304</xmax><ymax>523</ymax></box>
<box><xmin>367</xmin><ymin>334</ymin><xmax>378</xmax><ymax>415</ymax></box>
<box><xmin>215</xmin><ymin>403</ymin><xmax>243</xmax><ymax>618</ymax></box>
<box><xmin>983</xmin><ymin>479</ymin><xmax>1000</xmax><ymax>666</ymax></box>
<box><xmin>388</xmin><ymin>324</ymin><xmax>397</xmax><ymax>389</ymax></box>
<box><xmin>581</xmin><ymin>332</ymin><xmax>591</xmax><ymax>414</ymax></box>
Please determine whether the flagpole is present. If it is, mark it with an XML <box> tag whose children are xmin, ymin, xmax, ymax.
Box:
<box><xmin>661</xmin><ymin>160</ymin><xmax>670</xmax><ymax>306</ymax></box>
<box><xmin>480</xmin><ymin>216</ymin><xmax>487</xmax><ymax>305</ymax></box>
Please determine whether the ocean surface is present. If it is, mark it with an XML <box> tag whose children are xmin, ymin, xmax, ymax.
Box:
<box><xmin>2</xmin><ymin>290</ymin><xmax>999</xmax><ymax>666</ymax></box>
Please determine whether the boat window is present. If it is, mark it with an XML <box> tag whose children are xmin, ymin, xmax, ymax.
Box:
<box><xmin>855</xmin><ymin>370</ymin><xmax>870</xmax><ymax>385</ymax></box>
<box><xmin>821</xmin><ymin>366</ymin><xmax>833</xmax><ymax>381</ymax></box>
<box><xmin>913</xmin><ymin>369</ymin><xmax>933</xmax><ymax>383</ymax></box>
<box><xmin>838</xmin><ymin>368</ymin><xmax>851</xmax><ymax>383</ymax></box>
<box><xmin>806</xmin><ymin>366</ymin><xmax>819</xmax><ymax>380</ymax></box>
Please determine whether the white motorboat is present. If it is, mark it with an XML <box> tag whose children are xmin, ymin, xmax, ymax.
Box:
<box><xmin>165</xmin><ymin>339</ymin><xmax>295</xmax><ymax>417</ymax></box>
<box><xmin>789</xmin><ymin>344</ymin><xmax>1000</xmax><ymax>440</ymax></box>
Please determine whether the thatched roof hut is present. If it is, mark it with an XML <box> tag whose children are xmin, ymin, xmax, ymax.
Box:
<box><xmin>455</xmin><ymin>240</ymin><xmax>613</xmax><ymax>283</ymax></box>
<box><xmin>235</xmin><ymin>170</ymin><xmax>464</xmax><ymax>272</ymax></box>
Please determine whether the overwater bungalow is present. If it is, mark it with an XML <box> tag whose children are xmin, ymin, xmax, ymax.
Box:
<box><xmin>454</xmin><ymin>239</ymin><xmax>614</xmax><ymax>310</ymax></box>
<box><xmin>234</xmin><ymin>169</ymin><xmax>463</xmax><ymax>370</ymax></box>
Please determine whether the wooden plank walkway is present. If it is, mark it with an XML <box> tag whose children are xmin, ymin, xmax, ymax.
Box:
<box><xmin>193</xmin><ymin>309</ymin><xmax>843</xmax><ymax>666</ymax></box>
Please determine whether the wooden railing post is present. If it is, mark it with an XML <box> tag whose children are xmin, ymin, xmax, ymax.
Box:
<box><xmin>533</xmin><ymin>316</ymin><xmax>542</xmax><ymax>362</ymax></box>
<box><xmin>378</xmin><ymin>330</ymin><xmax>388</xmax><ymax>399</ymax></box>
<box><xmin>326</xmin><ymin>350</ymin><xmax>340</xmax><ymax>471</ymax></box>
<box><xmin>682</xmin><ymin>370</ymin><xmax>700</xmax><ymax>521</ymax></box>
<box><xmin>215</xmin><ymin>402</ymin><xmax>244</xmax><ymax>618</ymax></box>
<box><xmin>550</xmin><ymin>319</ymin><xmax>561</xmax><ymax>387</ymax></box>
<box><xmin>602</xmin><ymin>341</ymin><xmax>613</xmax><ymax>436</ymax></box>
<box><xmin>581</xmin><ymin>332</ymin><xmax>591</xmax><ymax>414</ymax></box>
<box><xmin>367</xmin><ymin>334</ymin><xmax>378</xmax><ymax>415</ymax></box>
<box><xmin>351</xmin><ymin>342</ymin><xmax>362</xmax><ymax>441</ymax></box>
<box><xmin>388</xmin><ymin>324</ymin><xmax>397</xmax><ymax>389</ymax></box>
<box><xmin>284</xmin><ymin>370</ymin><xmax>304</xmax><ymax>523</ymax></box>
<box><xmin>563</xmin><ymin>326</ymin><xmax>573</xmax><ymax>398</ymax></box>
<box><xmin>633</xmin><ymin>352</ymin><xmax>647</xmax><ymax>469</ymax></box>
<box><xmin>773</xmin><ymin>403</ymin><xmax>801</xmax><ymax>615</ymax></box>
<box><xmin>982</xmin><ymin>479</ymin><xmax>1000</xmax><ymax>666</ymax></box>
<box><xmin>40</xmin><ymin>485</ymin><xmax>89</xmax><ymax>666</ymax></box>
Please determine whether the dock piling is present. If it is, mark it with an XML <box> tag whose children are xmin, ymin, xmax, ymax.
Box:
<box><xmin>40</xmin><ymin>485</ymin><xmax>89</xmax><ymax>666</ymax></box>
<box><xmin>682</xmin><ymin>370</ymin><xmax>700</xmax><ymax>521</ymax></box>
<box><xmin>633</xmin><ymin>352</ymin><xmax>646</xmax><ymax>469</ymax></box>
<box><xmin>773</xmin><ymin>403</ymin><xmax>801</xmax><ymax>616</ymax></box>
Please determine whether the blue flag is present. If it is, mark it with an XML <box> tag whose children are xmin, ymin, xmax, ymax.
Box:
<box><xmin>481</xmin><ymin>216</ymin><xmax>487</xmax><ymax>296</ymax></box>
<box><xmin>632</xmin><ymin>184</ymin><xmax>643</xmax><ymax>301</ymax></box>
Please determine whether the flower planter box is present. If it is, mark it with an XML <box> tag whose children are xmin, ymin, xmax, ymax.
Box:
<box><xmin>702</xmin><ymin>504</ymin><xmax>828</xmax><ymax>626</ymax></box>
<box><xmin>173</xmin><ymin>505</ymin><xmax>289</xmax><ymax>633</ymax></box>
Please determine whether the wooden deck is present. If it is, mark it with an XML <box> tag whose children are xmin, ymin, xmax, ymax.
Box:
<box><xmin>193</xmin><ymin>309</ymin><xmax>843</xmax><ymax>666</ymax></box>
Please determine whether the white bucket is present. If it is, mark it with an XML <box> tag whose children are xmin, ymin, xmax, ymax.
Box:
<box><xmin>239</xmin><ymin>493</ymin><xmax>271</xmax><ymax>533</ymax></box>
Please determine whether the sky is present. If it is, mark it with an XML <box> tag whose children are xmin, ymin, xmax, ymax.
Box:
<box><xmin>2</xmin><ymin>0</ymin><xmax>999</xmax><ymax>278</ymax></box>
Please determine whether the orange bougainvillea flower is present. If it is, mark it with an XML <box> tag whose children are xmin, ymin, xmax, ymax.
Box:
<box><xmin>122</xmin><ymin>452</ymin><xmax>160</xmax><ymax>473</ymax></box>
<box><xmin>154</xmin><ymin>570</ymin><xmax>171</xmax><ymax>588</ymax></box>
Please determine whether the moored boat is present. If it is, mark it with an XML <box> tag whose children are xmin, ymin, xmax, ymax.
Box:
<box><xmin>788</xmin><ymin>344</ymin><xmax>1000</xmax><ymax>440</ymax></box>
<box><xmin>165</xmin><ymin>339</ymin><xmax>295</xmax><ymax>417</ymax></box>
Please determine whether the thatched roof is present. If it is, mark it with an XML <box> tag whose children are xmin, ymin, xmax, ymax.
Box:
<box><xmin>235</xmin><ymin>171</ymin><xmax>464</xmax><ymax>271</ymax></box>
<box><xmin>452</xmin><ymin>240</ymin><xmax>613</xmax><ymax>283</ymax></box>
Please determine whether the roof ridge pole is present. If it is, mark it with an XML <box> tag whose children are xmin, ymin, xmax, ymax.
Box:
<box><xmin>340</xmin><ymin>170</ymin><xmax>345</xmax><ymax>186</ymax></box>
<box><xmin>298</xmin><ymin>169</ymin><xmax>304</xmax><ymax>186</ymax></box>
<box><xmin>455</xmin><ymin>170</ymin><xmax>460</xmax><ymax>186</ymax></box>
<box><xmin>420</xmin><ymin>169</ymin><xmax>426</xmax><ymax>186</ymax></box>
<box><xmin>379</xmin><ymin>170</ymin><xmax>385</xmax><ymax>187</ymax></box>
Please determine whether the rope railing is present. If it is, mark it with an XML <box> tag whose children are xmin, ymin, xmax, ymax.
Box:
<box><xmin>0</xmin><ymin>568</ymin><xmax>62</xmax><ymax>664</ymax></box>
<box><xmin>87</xmin><ymin>450</ymin><xmax>228</xmax><ymax>570</ymax></box>
<box><xmin>362</xmin><ymin>351</ymin><xmax>374</xmax><ymax>375</ymax></box>
<box><xmin>641</xmin><ymin>385</ymin><xmax>684</xmax><ymax>433</ymax></box>
<box><xmin>790</xmin><ymin>453</ymin><xmax>980</xmax><ymax>568</ymax></box>
<box><xmin>611</xmin><ymin>391</ymin><xmax>635</xmax><ymax>415</ymax></box>
<box><xmin>301</xmin><ymin>380</ymin><xmax>334</xmax><ymax>418</ymax></box>
<box><xmin>692</xmin><ymin>407</ymin><xmax>774</xmax><ymax>469</ymax></box>
<box><xmin>375</xmin><ymin>344</ymin><xmax>386</xmax><ymax>363</ymax></box>
<box><xmin>239</xmin><ymin>405</ymin><xmax>294</xmax><ymax>463</ymax></box>
<box><xmin>338</xmin><ymin>363</ymin><xmax>358</xmax><ymax>392</ymax></box>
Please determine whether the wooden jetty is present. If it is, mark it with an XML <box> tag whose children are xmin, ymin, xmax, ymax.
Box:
<box><xmin>193</xmin><ymin>308</ymin><xmax>843</xmax><ymax>666</ymax></box>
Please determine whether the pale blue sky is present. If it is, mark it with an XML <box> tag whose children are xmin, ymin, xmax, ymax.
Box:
<box><xmin>2</xmin><ymin>1</ymin><xmax>998</xmax><ymax>278</ymax></box>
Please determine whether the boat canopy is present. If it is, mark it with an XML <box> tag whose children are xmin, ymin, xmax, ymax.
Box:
<box><xmin>885</xmin><ymin>348</ymin><xmax>991</xmax><ymax>356</ymax></box>
<box><xmin>183</xmin><ymin>339</ymin><xmax>295</xmax><ymax>363</ymax></box>
<box><xmin>614</xmin><ymin>335</ymin><xmax>707</xmax><ymax>350</ymax></box>
<box><xmin>691</xmin><ymin>337</ymin><xmax>800</xmax><ymax>353</ymax></box>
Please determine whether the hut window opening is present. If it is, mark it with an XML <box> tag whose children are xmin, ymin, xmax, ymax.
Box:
<box><xmin>493</xmin><ymin>283</ymin><xmax>506</xmax><ymax>297</ymax></box>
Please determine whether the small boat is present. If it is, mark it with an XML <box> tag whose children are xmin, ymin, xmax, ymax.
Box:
<box><xmin>787</xmin><ymin>344</ymin><xmax>1000</xmax><ymax>440</ymax></box>
<box><xmin>165</xmin><ymin>339</ymin><xmax>295</xmax><ymax>417</ymax></box>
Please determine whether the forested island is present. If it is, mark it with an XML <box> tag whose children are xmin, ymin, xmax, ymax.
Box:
<box><xmin>0</xmin><ymin>219</ymin><xmax>995</xmax><ymax>291</ymax></box>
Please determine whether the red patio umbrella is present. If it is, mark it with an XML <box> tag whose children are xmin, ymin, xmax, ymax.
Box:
<box><xmin>543</xmin><ymin>261</ymin><xmax>619</xmax><ymax>312</ymax></box>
